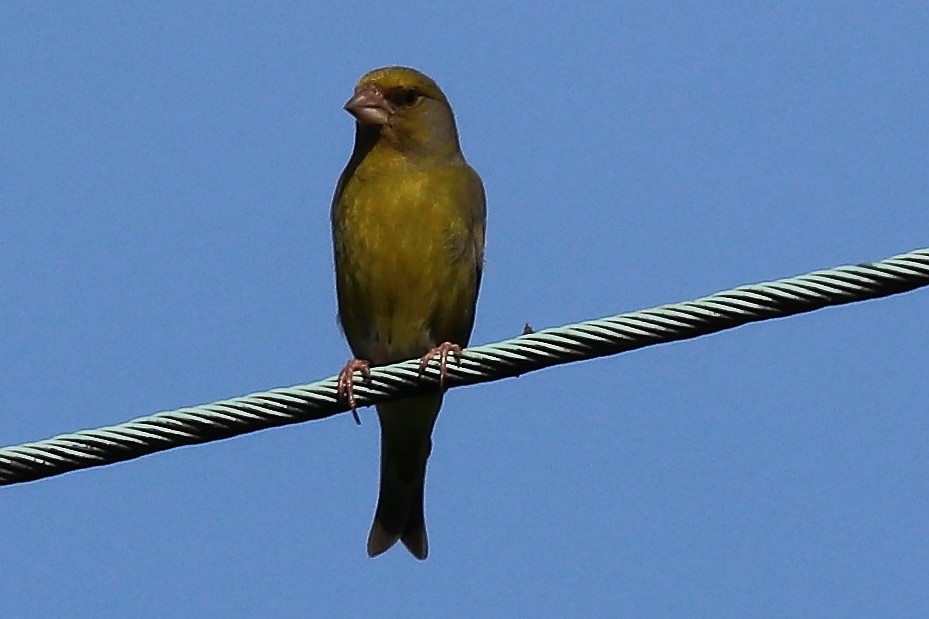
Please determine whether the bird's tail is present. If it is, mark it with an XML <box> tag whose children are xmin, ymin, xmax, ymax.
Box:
<box><xmin>367</xmin><ymin>393</ymin><xmax>443</xmax><ymax>560</ymax></box>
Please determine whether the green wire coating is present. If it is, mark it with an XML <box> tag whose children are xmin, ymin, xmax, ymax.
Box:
<box><xmin>1</xmin><ymin>247</ymin><xmax>927</xmax><ymax>486</ymax></box>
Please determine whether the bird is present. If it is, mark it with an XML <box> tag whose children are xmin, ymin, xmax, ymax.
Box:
<box><xmin>330</xmin><ymin>66</ymin><xmax>486</xmax><ymax>559</ymax></box>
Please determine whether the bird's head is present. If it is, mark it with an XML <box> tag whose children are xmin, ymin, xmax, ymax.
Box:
<box><xmin>344</xmin><ymin>66</ymin><xmax>463</xmax><ymax>162</ymax></box>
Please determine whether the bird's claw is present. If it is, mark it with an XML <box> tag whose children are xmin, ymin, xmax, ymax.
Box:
<box><xmin>418</xmin><ymin>342</ymin><xmax>462</xmax><ymax>389</ymax></box>
<box><xmin>337</xmin><ymin>358</ymin><xmax>371</xmax><ymax>425</ymax></box>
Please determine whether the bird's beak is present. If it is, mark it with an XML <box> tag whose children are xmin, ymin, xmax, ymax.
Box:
<box><xmin>344</xmin><ymin>85</ymin><xmax>393</xmax><ymax>126</ymax></box>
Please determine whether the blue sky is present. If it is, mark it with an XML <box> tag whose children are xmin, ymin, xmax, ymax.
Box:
<box><xmin>2</xmin><ymin>3</ymin><xmax>928</xmax><ymax>617</ymax></box>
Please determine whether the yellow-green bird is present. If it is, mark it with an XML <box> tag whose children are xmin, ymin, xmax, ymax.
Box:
<box><xmin>331</xmin><ymin>66</ymin><xmax>485</xmax><ymax>560</ymax></box>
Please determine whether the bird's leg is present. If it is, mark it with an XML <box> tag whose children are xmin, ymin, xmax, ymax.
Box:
<box><xmin>337</xmin><ymin>358</ymin><xmax>371</xmax><ymax>425</ymax></box>
<box><xmin>418</xmin><ymin>342</ymin><xmax>462</xmax><ymax>389</ymax></box>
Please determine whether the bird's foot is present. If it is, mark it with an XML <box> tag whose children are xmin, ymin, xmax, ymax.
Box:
<box><xmin>418</xmin><ymin>342</ymin><xmax>462</xmax><ymax>389</ymax></box>
<box><xmin>337</xmin><ymin>358</ymin><xmax>371</xmax><ymax>425</ymax></box>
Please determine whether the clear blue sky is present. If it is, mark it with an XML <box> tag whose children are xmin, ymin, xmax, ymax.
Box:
<box><xmin>3</xmin><ymin>3</ymin><xmax>928</xmax><ymax>617</ymax></box>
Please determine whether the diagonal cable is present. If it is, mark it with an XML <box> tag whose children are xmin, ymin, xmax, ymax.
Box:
<box><xmin>1</xmin><ymin>246</ymin><xmax>927</xmax><ymax>486</ymax></box>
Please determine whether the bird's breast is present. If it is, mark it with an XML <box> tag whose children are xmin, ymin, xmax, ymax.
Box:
<box><xmin>333</xmin><ymin>166</ymin><xmax>479</xmax><ymax>364</ymax></box>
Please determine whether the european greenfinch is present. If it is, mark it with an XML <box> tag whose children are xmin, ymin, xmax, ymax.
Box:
<box><xmin>331</xmin><ymin>66</ymin><xmax>485</xmax><ymax>559</ymax></box>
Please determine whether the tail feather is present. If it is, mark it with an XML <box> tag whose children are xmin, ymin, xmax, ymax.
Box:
<box><xmin>399</xmin><ymin>477</ymin><xmax>427</xmax><ymax>559</ymax></box>
<box><xmin>366</xmin><ymin>395</ymin><xmax>440</xmax><ymax>560</ymax></box>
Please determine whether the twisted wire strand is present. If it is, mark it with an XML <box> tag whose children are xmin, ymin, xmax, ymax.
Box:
<box><xmin>2</xmin><ymin>247</ymin><xmax>927</xmax><ymax>486</ymax></box>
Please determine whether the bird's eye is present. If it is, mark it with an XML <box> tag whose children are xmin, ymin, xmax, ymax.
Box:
<box><xmin>388</xmin><ymin>88</ymin><xmax>421</xmax><ymax>107</ymax></box>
